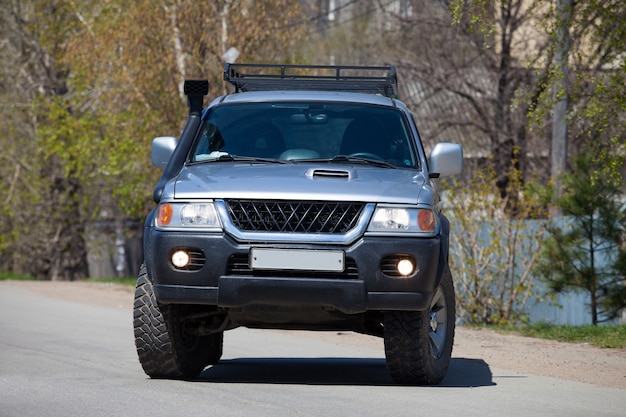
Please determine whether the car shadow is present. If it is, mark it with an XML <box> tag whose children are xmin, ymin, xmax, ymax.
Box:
<box><xmin>440</xmin><ymin>358</ymin><xmax>496</xmax><ymax>387</ymax></box>
<box><xmin>197</xmin><ymin>357</ymin><xmax>495</xmax><ymax>387</ymax></box>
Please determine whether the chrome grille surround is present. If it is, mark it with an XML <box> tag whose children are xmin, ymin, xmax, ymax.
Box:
<box><xmin>225</xmin><ymin>200</ymin><xmax>365</xmax><ymax>233</ymax></box>
<box><xmin>215</xmin><ymin>200</ymin><xmax>375</xmax><ymax>244</ymax></box>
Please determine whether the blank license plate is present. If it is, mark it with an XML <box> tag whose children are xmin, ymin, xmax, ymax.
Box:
<box><xmin>249</xmin><ymin>248</ymin><xmax>345</xmax><ymax>272</ymax></box>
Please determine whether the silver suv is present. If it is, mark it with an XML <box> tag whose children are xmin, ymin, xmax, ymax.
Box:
<box><xmin>134</xmin><ymin>64</ymin><xmax>463</xmax><ymax>385</ymax></box>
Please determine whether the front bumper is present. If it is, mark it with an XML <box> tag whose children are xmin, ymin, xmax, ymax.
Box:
<box><xmin>145</xmin><ymin>229</ymin><xmax>441</xmax><ymax>314</ymax></box>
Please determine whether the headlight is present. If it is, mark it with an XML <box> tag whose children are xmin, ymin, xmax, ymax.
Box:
<box><xmin>367</xmin><ymin>207</ymin><xmax>438</xmax><ymax>234</ymax></box>
<box><xmin>156</xmin><ymin>202</ymin><xmax>222</xmax><ymax>230</ymax></box>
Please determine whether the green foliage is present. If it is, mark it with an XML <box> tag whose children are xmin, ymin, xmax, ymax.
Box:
<box><xmin>528</xmin><ymin>1</ymin><xmax>626</xmax><ymax>139</ymax></box>
<box><xmin>535</xmin><ymin>140</ymin><xmax>626</xmax><ymax>324</ymax></box>
<box><xmin>444</xmin><ymin>159</ymin><xmax>548</xmax><ymax>325</ymax></box>
<box><xmin>514</xmin><ymin>323</ymin><xmax>626</xmax><ymax>349</ymax></box>
<box><xmin>449</xmin><ymin>0</ymin><xmax>495</xmax><ymax>40</ymax></box>
<box><xmin>0</xmin><ymin>271</ymin><xmax>36</xmax><ymax>281</ymax></box>
<box><xmin>50</xmin><ymin>0</ymin><xmax>309</xmax><ymax>219</ymax></box>
<box><xmin>577</xmin><ymin>59</ymin><xmax>626</xmax><ymax>146</ymax></box>
<box><xmin>0</xmin><ymin>0</ymin><xmax>309</xmax><ymax>279</ymax></box>
<box><xmin>449</xmin><ymin>0</ymin><xmax>626</xmax><ymax>328</ymax></box>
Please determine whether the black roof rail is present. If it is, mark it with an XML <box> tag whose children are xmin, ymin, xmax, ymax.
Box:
<box><xmin>223</xmin><ymin>63</ymin><xmax>397</xmax><ymax>97</ymax></box>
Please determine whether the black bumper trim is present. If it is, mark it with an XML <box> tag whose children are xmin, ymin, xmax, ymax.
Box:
<box><xmin>367</xmin><ymin>291</ymin><xmax>430</xmax><ymax>310</ymax></box>
<box><xmin>218</xmin><ymin>276</ymin><xmax>367</xmax><ymax>314</ymax></box>
<box><xmin>154</xmin><ymin>278</ymin><xmax>431</xmax><ymax>313</ymax></box>
<box><xmin>154</xmin><ymin>284</ymin><xmax>219</xmax><ymax>305</ymax></box>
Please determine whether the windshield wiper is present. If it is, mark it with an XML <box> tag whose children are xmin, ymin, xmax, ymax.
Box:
<box><xmin>329</xmin><ymin>155</ymin><xmax>397</xmax><ymax>168</ymax></box>
<box><xmin>190</xmin><ymin>154</ymin><xmax>287</xmax><ymax>165</ymax></box>
<box><xmin>227</xmin><ymin>155</ymin><xmax>288</xmax><ymax>164</ymax></box>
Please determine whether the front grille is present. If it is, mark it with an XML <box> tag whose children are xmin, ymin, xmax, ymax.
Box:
<box><xmin>225</xmin><ymin>200</ymin><xmax>364</xmax><ymax>233</ymax></box>
<box><xmin>226</xmin><ymin>253</ymin><xmax>359</xmax><ymax>279</ymax></box>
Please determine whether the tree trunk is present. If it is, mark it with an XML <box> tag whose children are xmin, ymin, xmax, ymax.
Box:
<box><xmin>551</xmin><ymin>0</ymin><xmax>572</xmax><ymax>205</ymax></box>
<box><xmin>48</xmin><ymin>176</ymin><xmax>89</xmax><ymax>281</ymax></box>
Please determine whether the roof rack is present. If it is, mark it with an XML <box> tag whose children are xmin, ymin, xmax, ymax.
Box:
<box><xmin>223</xmin><ymin>63</ymin><xmax>397</xmax><ymax>97</ymax></box>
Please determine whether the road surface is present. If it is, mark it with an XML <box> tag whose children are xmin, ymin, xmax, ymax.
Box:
<box><xmin>0</xmin><ymin>282</ymin><xmax>624</xmax><ymax>417</ymax></box>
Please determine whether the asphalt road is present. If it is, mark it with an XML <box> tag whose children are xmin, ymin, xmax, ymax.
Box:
<box><xmin>1</xmin><ymin>283</ymin><xmax>624</xmax><ymax>417</ymax></box>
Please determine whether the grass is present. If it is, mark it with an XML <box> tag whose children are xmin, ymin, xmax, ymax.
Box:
<box><xmin>0</xmin><ymin>271</ymin><xmax>36</xmax><ymax>281</ymax></box>
<box><xmin>496</xmin><ymin>323</ymin><xmax>626</xmax><ymax>349</ymax></box>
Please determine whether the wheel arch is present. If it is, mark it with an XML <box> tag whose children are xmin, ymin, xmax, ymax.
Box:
<box><xmin>142</xmin><ymin>208</ymin><xmax>157</xmax><ymax>282</ymax></box>
<box><xmin>435</xmin><ymin>212</ymin><xmax>451</xmax><ymax>288</ymax></box>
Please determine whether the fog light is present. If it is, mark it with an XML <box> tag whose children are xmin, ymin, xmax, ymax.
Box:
<box><xmin>397</xmin><ymin>259</ymin><xmax>415</xmax><ymax>276</ymax></box>
<box><xmin>171</xmin><ymin>250</ymin><xmax>191</xmax><ymax>269</ymax></box>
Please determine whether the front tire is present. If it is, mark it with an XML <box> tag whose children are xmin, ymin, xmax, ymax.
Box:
<box><xmin>384</xmin><ymin>265</ymin><xmax>455</xmax><ymax>385</ymax></box>
<box><xmin>133</xmin><ymin>264</ymin><xmax>222</xmax><ymax>379</ymax></box>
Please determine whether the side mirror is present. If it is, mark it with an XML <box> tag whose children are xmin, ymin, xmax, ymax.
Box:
<box><xmin>429</xmin><ymin>143</ymin><xmax>463</xmax><ymax>178</ymax></box>
<box><xmin>152</xmin><ymin>136</ymin><xmax>178</xmax><ymax>170</ymax></box>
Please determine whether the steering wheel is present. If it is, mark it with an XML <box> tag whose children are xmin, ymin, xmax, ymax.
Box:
<box><xmin>348</xmin><ymin>152</ymin><xmax>383</xmax><ymax>160</ymax></box>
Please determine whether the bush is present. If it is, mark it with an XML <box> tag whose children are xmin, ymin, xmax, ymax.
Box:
<box><xmin>443</xmin><ymin>161</ymin><xmax>548</xmax><ymax>325</ymax></box>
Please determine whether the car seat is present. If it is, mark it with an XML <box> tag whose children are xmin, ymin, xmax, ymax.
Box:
<box><xmin>339</xmin><ymin>118</ymin><xmax>389</xmax><ymax>158</ymax></box>
<box><xmin>246</xmin><ymin>122</ymin><xmax>286</xmax><ymax>158</ymax></box>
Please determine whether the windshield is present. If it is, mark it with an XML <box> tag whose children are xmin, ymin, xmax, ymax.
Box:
<box><xmin>190</xmin><ymin>102</ymin><xmax>419</xmax><ymax>169</ymax></box>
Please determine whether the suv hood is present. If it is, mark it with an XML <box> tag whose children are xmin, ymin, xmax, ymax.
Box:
<box><xmin>170</xmin><ymin>163</ymin><xmax>428</xmax><ymax>204</ymax></box>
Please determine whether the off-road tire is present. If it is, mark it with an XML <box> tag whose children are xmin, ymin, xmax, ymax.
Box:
<box><xmin>133</xmin><ymin>264</ymin><xmax>222</xmax><ymax>379</ymax></box>
<box><xmin>384</xmin><ymin>264</ymin><xmax>455</xmax><ymax>385</ymax></box>
<box><xmin>206</xmin><ymin>331</ymin><xmax>223</xmax><ymax>365</ymax></box>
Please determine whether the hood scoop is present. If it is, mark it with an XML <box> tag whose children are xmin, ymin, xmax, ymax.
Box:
<box><xmin>306</xmin><ymin>168</ymin><xmax>355</xmax><ymax>180</ymax></box>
